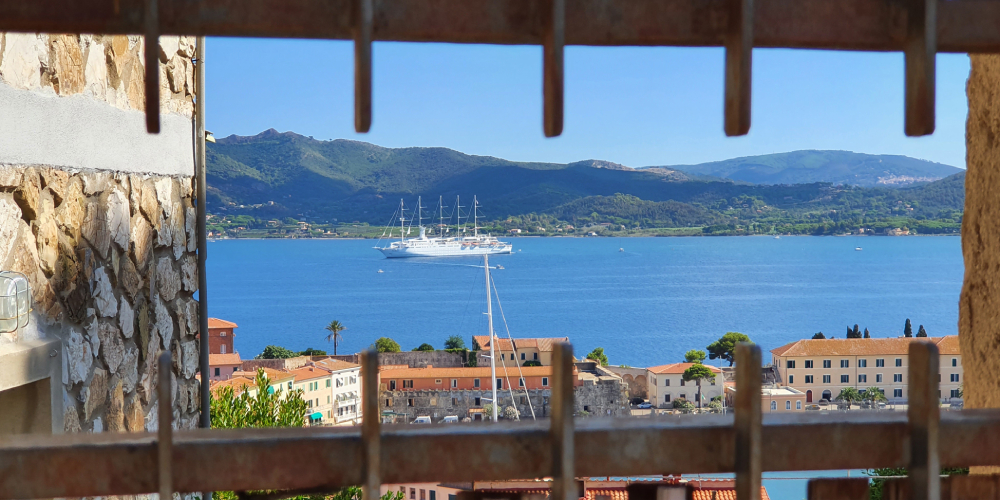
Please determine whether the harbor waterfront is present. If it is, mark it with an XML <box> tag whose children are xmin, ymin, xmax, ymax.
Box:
<box><xmin>208</xmin><ymin>236</ymin><xmax>962</xmax><ymax>366</ymax></box>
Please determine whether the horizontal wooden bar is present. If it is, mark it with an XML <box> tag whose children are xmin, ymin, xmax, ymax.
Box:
<box><xmin>0</xmin><ymin>0</ymin><xmax>999</xmax><ymax>52</ymax></box>
<box><xmin>2</xmin><ymin>411</ymin><xmax>1000</xmax><ymax>500</ymax></box>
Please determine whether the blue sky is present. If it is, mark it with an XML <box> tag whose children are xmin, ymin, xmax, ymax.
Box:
<box><xmin>206</xmin><ymin>38</ymin><xmax>970</xmax><ymax>168</ymax></box>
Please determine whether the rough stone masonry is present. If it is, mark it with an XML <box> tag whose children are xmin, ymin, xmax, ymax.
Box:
<box><xmin>0</xmin><ymin>33</ymin><xmax>200</xmax><ymax>434</ymax></box>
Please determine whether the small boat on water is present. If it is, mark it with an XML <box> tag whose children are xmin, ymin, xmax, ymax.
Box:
<box><xmin>377</xmin><ymin>269</ymin><xmax>384</xmax><ymax>273</ymax></box>
<box><xmin>495</xmin><ymin>265</ymin><xmax>504</xmax><ymax>270</ymax></box>
<box><xmin>619</xmin><ymin>248</ymin><xmax>624</xmax><ymax>252</ymax></box>
<box><xmin>855</xmin><ymin>247</ymin><xmax>863</xmax><ymax>251</ymax></box>
<box><xmin>774</xmin><ymin>235</ymin><xmax>780</xmax><ymax>239</ymax></box>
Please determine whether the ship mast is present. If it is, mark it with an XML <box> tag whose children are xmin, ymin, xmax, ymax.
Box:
<box><xmin>485</xmin><ymin>254</ymin><xmax>497</xmax><ymax>423</ymax></box>
<box><xmin>474</xmin><ymin>195</ymin><xmax>479</xmax><ymax>238</ymax></box>
<box><xmin>398</xmin><ymin>199</ymin><xmax>406</xmax><ymax>242</ymax></box>
<box><xmin>439</xmin><ymin>195</ymin><xmax>445</xmax><ymax>238</ymax></box>
<box><xmin>455</xmin><ymin>196</ymin><xmax>465</xmax><ymax>236</ymax></box>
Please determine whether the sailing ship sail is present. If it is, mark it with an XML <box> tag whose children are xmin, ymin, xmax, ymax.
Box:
<box><xmin>374</xmin><ymin>196</ymin><xmax>513</xmax><ymax>258</ymax></box>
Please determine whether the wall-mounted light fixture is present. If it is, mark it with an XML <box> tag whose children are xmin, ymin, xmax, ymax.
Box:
<box><xmin>0</xmin><ymin>271</ymin><xmax>32</xmax><ymax>335</ymax></box>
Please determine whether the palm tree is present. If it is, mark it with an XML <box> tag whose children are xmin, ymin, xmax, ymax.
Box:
<box><xmin>835</xmin><ymin>387</ymin><xmax>862</xmax><ymax>410</ymax></box>
<box><xmin>862</xmin><ymin>386</ymin><xmax>888</xmax><ymax>410</ymax></box>
<box><xmin>325</xmin><ymin>320</ymin><xmax>347</xmax><ymax>355</ymax></box>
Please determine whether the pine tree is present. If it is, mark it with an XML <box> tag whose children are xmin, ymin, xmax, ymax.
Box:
<box><xmin>853</xmin><ymin>324</ymin><xmax>861</xmax><ymax>338</ymax></box>
<box><xmin>917</xmin><ymin>325</ymin><xmax>928</xmax><ymax>337</ymax></box>
<box><xmin>847</xmin><ymin>326</ymin><xmax>854</xmax><ymax>338</ymax></box>
<box><xmin>863</xmin><ymin>328</ymin><xmax>870</xmax><ymax>339</ymax></box>
<box><xmin>904</xmin><ymin>319</ymin><xmax>913</xmax><ymax>337</ymax></box>
<box><xmin>812</xmin><ymin>332</ymin><xmax>826</xmax><ymax>339</ymax></box>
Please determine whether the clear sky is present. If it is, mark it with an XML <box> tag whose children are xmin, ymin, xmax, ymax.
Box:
<box><xmin>205</xmin><ymin>38</ymin><xmax>970</xmax><ymax>168</ymax></box>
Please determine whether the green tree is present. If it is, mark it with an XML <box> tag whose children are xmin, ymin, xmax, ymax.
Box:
<box><xmin>256</xmin><ymin>345</ymin><xmax>297</xmax><ymax>359</ymax></box>
<box><xmin>299</xmin><ymin>347</ymin><xmax>327</xmax><ymax>356</ymax></box>
<box><xmin>707</xmin><ymin>332</ymin><xmax>753</xmax><ymax>366</ymax></box>
<box><xmin>862</xmin><ymin>387</ymin><xmax>888</xmax><ymax>409</ymax></box>
<box><xmin>864</xmin><ymin>328</ymin><xmax>871</xmax><ymax>339</ymax></box>
<box><xmin>683</xmin><ymin>363</ymin><xmax>716</xmax><ymax>408</ymax></box>
<box><xmin>412</xmin><ymin>343</ymin><xmax>435</xmax><ymax>352</ymax></box>
<box><xmin>672</xmin><ymin>399</ymin><xmax>695</xmax><ymax>412</ymax></box>
<box><xmin>211</xmin><ymin>369</ymin><xmax>307</xmax><ymax>430</ymax></box>
<box><xmin>904</xmin><ymin>318</ymin><xmax>913</xmax><ymax>337</ymax></box>
<box><xmin>324</xmin><ymin>320</ymin><xmax>347</xmax><ymax>356</ymax></box>
<box><xmin>502</xmin><ymin>405</ymin><xmax>520</xmax><ymax>420</ymax></box>
<box><xmin>836</xmin><ymin>387</ymin><xmax>862</xmax><ymax>409</ymax></box>
<box><xmin>586</xmin><ymin>347</ymin><xmax>609</xmax><ymax>366</ymax></box>
<box><xmin>444</xmin><ymin>335</ymin><xmax>466</xmax><ymax>350</ymax></box>
<box><xmin>684</xmin><ymin>349</ymin><xmax>707</xmax><ymax>364</ymax></box>
<box><xmin>330</xmin><ymin>487</ymin><xmax>405</xmax><ymax>500</ymax></box>
<box><xmin>482</xmin><ymin>403</ymin><xmax>497</xmax><ymax>420</ymax></box>
<box><xmin>373</xmin><ymin>337</ymin><xmax>401</xmax><ymax>353</ymax></box>
<box><xmin>866</xmin><ymin>468</ymin><xmax>968</xmax><ymax>500</ymax></box>
<box><xmin>812</xmin><ymin>332</ymin><xmax>826</xmax><ymax>339</ymax></box>
<box><xmin>916</xmin><ymin>325</ymin><xmax>928</xmax><ymax>337</ymax></box>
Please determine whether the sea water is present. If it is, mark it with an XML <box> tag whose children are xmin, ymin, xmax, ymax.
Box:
<box><xmin>207</xmin><ymin>235</ymin><xmax>962</xmax><ymax>366</ymax></box>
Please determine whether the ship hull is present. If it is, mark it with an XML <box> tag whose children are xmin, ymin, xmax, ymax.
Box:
<box><xmin>377</xmin><ymin>244</ymin><xmax>512</xmax><ymax>258</ymax></box>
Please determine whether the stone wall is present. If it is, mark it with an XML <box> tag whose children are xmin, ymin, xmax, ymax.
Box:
<box><xmin>380</xmin><ymin>388</ymin><xmax>551</xmax><ymax>422</ymax></box>
<box><xmin>331</xmin><ymin>351</ymin><xmax>467</xmax><ymax>368</ymax></box>
<box><xmin>0</xmin><ymin>33</ymin><xmax>199</xmax><ymax>435</ymax></box>
<box><xmin>574</xmin><ymin>363</ymin><xmax>630</xmax><ymax>417</ymax></box>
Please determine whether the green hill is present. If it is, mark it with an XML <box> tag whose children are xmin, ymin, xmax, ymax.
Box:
<box><xmin>661</xmin><ymin>150</ymin><xmax>962</xmax><ymax>187</ymax></box>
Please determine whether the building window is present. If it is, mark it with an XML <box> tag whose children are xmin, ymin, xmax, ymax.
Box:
<box><xmin>403</xmin><ymin>380</ymin><xmax>414</xmax><ymax>389</ymax></box>
<box><xmin>893</xmin><ymin>389</ymin><xmax>903</xmax><ymax>398</ymax></box>
<box><xmin>400</xmin><ymin>488</ymin><xmax>406</xmax><ymax>495</ymax></box>
<box><xmin>221</xmin><ymin>345</ymin><xmax>227</xmax><ymax>354</ymax></box>
<box><xmin>952</xmin><ymin>358</ymin><xmax>958</xmax><ymax>367</ymax></box>
<box><xmin>876</xmin><ymin>359</ymin><xmax>885</xmax><ymax>367</ymax></box>
<box><xmin>665</xmin><ymin>379</ymin><xmax>670</xmax><ymax>386</ymax></box>
<box><xmin>390</xmin><ymin>381</ymin><xmax>396</xmax><ymax>390</ymax></box>
<box><xmin>214</xmin><ymin>367</ymin><xmax>220</xmax><ymax>376</ymax></box>
<box><xmin>411</xmin><ymin>488</ymin><xmax>416</xmax><ymax>500</ymax></box>
<box><xmin>542</xmin><ymin>377</ymin><xmax>549</xmax><ymax>386</ymax></box>
<box><xmin>787</xmin><ymin>360</ymin><xmax>796</xmax><ymax>369</ymax></box>
<box><xmin>823</xmin><ymin>360</ymin><xmax>831</xmax><ymax>369</ymax></box>
<box><xmin>680</xmin><ymin>379</ymin><xmax>686</xmax><ymax>386</ymax></box>
<box><xmin>521</xmin><ymin>353</ymin><xmax>525</xmax><ymax>360</ymax></box>
<box><xmin>711</xmin><ymin>377</ymin><xmax>716</xmax><ymax>386</ymax></box>
<box><xmin>220</xmin><ymin>331</ymin><xmax>227</xmax><ymax>337</ymax></box>
<box><xmin>326</xmin><ymin>380</ymin><xmax>331</xmax><ymax>388</ymax></box>
<box><xmin>822</xmin><ymin>375</ymin><xmax>831</xmax><ymax>383</ymax></box>
<box><xmin>876</xmin><ymin>374</ymin><xmax>883</xmax><ymax>383</ymax></box>
<box><xmin>771</xmin><ymin>401</ymin><xmax>777</xmax><ymax>411</ymax></box>
<box><xmin>840</xmin><ymin>375</ymin><xmax>849</xmax><ymax>383</ymax></box>
<box><xmin>327</xmin><ymin>396</ymin><xmax>331</xmax><ymax>404</ymax></box>
<box><xmin>497</xmin><ymin>378</ymin><xmax>503</xmax><ymax>389</ymax></box>
<box><xmin>510</xmin><ymin>354</ymin><xmax>515</xmax><ymax>360</ymax></box>
<box><xmin>519</xmin><ymin>378</ymin><xmax>525</xmax><ymax>387</ymax></box>
<box><xmin>786</xmin><ymin>401</ymin><xmax>791</xmax><ymax>410</ymax></box>
<box><xmin>420</xmin><ymin>489</ymin><xmax>426</xmax><ymax>500</ymax></box>
<box><xmin>788</xmin><ymin>375</ymin><xmax>794</xmax><ymax>384</ymax></box>
<box><xmin>859</xmin><ymin>359</ymin><xmax>867</xmax><ymax>368</ymax></box>
<box><xmin>840</xmin><ymin>360</ymin><xmax>849</xmax><ymax>368</ymax></box>
<box><xmin>859</xmin><ymin>374</ymin><xmax>867</xmax><ymax>383</ymax></box>
<box><xmin>475</xmin><ymin>397</ymin><xmax>481</xmax><ymax>406</ymax></box>
<box><xmin>805</xmin><ymin>360</ymin><xmax>814</xmax><ymax>369</ymax></box>
<box><xmin>951</xmin><ymin>374</ymin><xmax>960</xmax><ymax>382</ymax></box>
<box><xmin>796</xmin><ymin>401</ymin><xmax>802</xmax><ymax>410</ymax></box>
<box><xmin>665</xmin><ymin>394</ymin><xmax>671</xmax><ymax>402</ymax></box>
<box><xmin>895</xmin><ymin>358</ymin><xmax>902</xmax><ymax>367</ymax></box>
<box><xmin>431</xmin><ymin>492</ymin><xmax>436</xmax><ymax>500</ymax></box>
<box><xmin>452</xmin><ymin>379</ymin><xmax>458</xmax><ymax>388</ymax></box>
<box><xmin>452</xmin><ymin>397</ymin><xmax>458</xmax><ymax>405</ymax></box>
<box><xmin>430</xmin><ymin>397</ymin><xmax>437</xmax><ymax>406</ymax></box>
<box><xmin>533</xmin><ymin>353</ymin><xmax>538</xmax><ymax>360</ymax></box>
<box><xmin>805</xmin><ymin>375</ymin><xmax>814</xmax><ymax>384</ymax></box>
<box><xmin>385</xmin><ymin>399</ymin><xmax>391</xmax><ymax>407</ymax></box>
<box><xmin>894</xmin><ymin>374</ymin><xmax>903</xmax><ymax>383</ymax></box>
<box><xmin>407</xmin><ymin>398</ymin><xmax>414</xmax><ymax>407</ymax></box>
<box><xmin>474</xmin><ymin>378</ymin><xmax>480</xmax><ymax>388</ymax></box>
<box><xmin>951</xmin><ymin>389</ymin><xmax>961</xmax><ymax>398</ymax></box>
<box><xmin>435</xmin><ymin>379</ymin><xmax>442</xmax><ymax>385</ymax></box>
<box><xmin>679</xmin><ymin>394</ymin><xmax>686</xmax><ymax>400</ymax></box>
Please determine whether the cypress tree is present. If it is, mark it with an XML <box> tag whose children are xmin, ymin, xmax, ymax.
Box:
<box><xmin>916</xmin><ymin>325</ymin><xmax>928</xmax><ymax>337</ymax></box>
<box><xmin>853</xmin><ymin>324</ymin><xmax>861</xmax><ymax>338</ymax></box>
<box><xmin>904</xmin><ymin>319</ymin><xmax>913</xmax><ymax>337</ymax></box>
<box><xmin>847</xmin><ymin>326</ymin><xmax>853</xmax><ymax>338</ymax></box>
<box><xmin>863</xmin><ymin>328</ymin><xmax>870</xmax><ymax>339</ymax></box>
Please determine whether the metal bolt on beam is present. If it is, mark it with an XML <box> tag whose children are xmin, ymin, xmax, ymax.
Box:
<box><xmin>724</xmin><ymin>0</ymin><xmax>753</xmax><ymax>136</ymax></box>
<box><xmin>144</xmin><ymin>0</ymin><xmax>161</xmax><ymax>133</ymax></box>
<box><xmin>904</xmin><ymin>0</ymin><xmax>936</xmax><ymax>136</ymax></box>
<box><xmin>551</xmin><ymin>342</ymin><xmax>575</xmax><ymax>500</ymax></box>
<box><xmin>354</xmin><ymin>0</ymin><xmax>373</xmax><ymax>133</ymax></box>
<box><xmin>735</xmin><ymin>343</ymin><xmax>761</xmax><ymax>500</ymax></box>
<box><xmin>158</xmin><ymin>352</ymin><xmax>173</xmax><ymax>500</ymax></box>
<box><xmin>542</xmin><ymin>0</ymin><xmax>565</xmax><ymax>137</ymax></box>
<box><xmin>361</xmin><ymin>350</ymin><xmax>381</xmax><ymax>500</ymax></box>
<box><xmin>909</xmin><ymin>341</ymin><xmax>941</xmax><ymax>500</ymax></box>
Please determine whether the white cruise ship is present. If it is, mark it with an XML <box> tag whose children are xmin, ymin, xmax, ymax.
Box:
<box><xmin>375</xmin><ymin>196</ymin><xmax>513</xmax><ymax>258</ymax></box>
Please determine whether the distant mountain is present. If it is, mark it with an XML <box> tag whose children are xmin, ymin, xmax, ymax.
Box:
<box><xmin>658</xmin><ymin>150</ymin><xmax>963</xmax><ymax>187</ymax></box>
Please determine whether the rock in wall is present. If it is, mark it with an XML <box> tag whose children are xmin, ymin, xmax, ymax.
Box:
<box><xmin>0</xmin><ymin>165</ymin><xmax>200</xmax><ymax>433</ymax></box>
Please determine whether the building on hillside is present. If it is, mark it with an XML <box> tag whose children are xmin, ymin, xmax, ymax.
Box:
<box><xmin>290</xmin><ymin>365</ymin><xmax>334</xmax><ymax>425</ymax></box>
<box><xmin>471</xmin><ymin>336</ymin><xmax>569</xmax><ymax>366</ymax></box>
<box><xmin>209</xmin><ymin>353</ymin><xmax>243</xmax><ymax>381</ymax></box>
<box><xmin>232</xmin><ymin>367</ymin><xmax>297</xmax><ymax>399</ymax></box>
<box><xmin>314</xmin><ymin>358</ymin><xmax>363</xmax><ymax>425</ymax></box>
<box><xmin>379</xmin><ymin>361</ymin><xmax>627</xmax><ymax>422</ymax></box>
<box><xmin>381</xmin><ymin>478</ymin><xmax>770</xmax><ymax>500</ymax></box>
<box><xmin>210</xmin><ymin>377</ymin><xmax>257</xmax><ymax>397</ymax></box>
<box><xmin>646</xmin><ymin>363</ymin><xmax>724</xmax><ymax>408</ymax></box>
<box><xmin>606</xmin><ymin>366</ymin><xmax>649</xmax><ymax>399</ymax></box>
<box><xmin>770</xmin><ymin>336</ymin><xmax>962</xmax><ymax>404</ymax></box>
<box><xmin>724</xmin><ymin>385</ymin><xmax>807</xmax><ymax>412</ymax></box>
<box><xmin>208</xmin><ymin>318</ymin><xmax>239</xmax><ymax>355</ymax></box>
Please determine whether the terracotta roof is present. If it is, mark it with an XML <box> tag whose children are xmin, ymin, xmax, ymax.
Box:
<box><xmin>690</xmin><ymin>486</ymin><xmax>769</xmax><ymax>500</ymax></box>
<box><xmin>648</xmin><ymin>363</ymin><xmax>723</xmax><ymax>375</ymax></box>
<box><xmin>586</xmin><ymin>489</ymin><xmax>627</xmax><ymax>500</ymax></box>
<box><xmin>210</xmin><ymin>377</ymin><xmax>256</xmax><ymax>395</ymax></box>
<box><xmin>314</xmin><ymin>358</ymin><xmax>361</xmax><ymax>372</ymax></box>
<box><xmin>473</xmin><ymin>336</ymin><xmax>569</xmax><ymax>352</ymax></box>
<box><xmin>209</xmin><ymin>353</ymin><xmax>242</xmax><ymax>365</ymax></box>
<box><xmin>290</xmin><ymin>366</ymin><xmax>332</xmax><ymax>382</ymax></box>
<box><xmin>770</xmin><ymin>336</ymin><xmax>960</xmax><ymax>357</ymax></box>
<box><xmin>208</xmin><ymin>318</ymin><xmax>238</xmax><ymax>329</ymax></box>
<box><xmin>378</xmin><ymin>365</ymin><xmax>554</xmax><ymax>379</ymax></box>
<box><xmin>235</xmin><ymin>367</ymin><xmax>295</xmax><ymax>383</ymax></box>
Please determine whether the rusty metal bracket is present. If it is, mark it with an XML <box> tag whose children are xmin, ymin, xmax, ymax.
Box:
<box><xmin>144</xmin><ymin>0</ymin><xmax>161</xmax><ymax>133</ymax></box>
<box><xmin>723</xmin><ymin>0</ymin><xmax>752</xmax><ymax>136</ymax></box>
<box><xmin>361</xmin><ymin>350</ymin><xmax>380</xmax><ymax>500</ymax></box>
<box><xmin>354</xmin><ymin>0</ymin><xmax>373</xmax><ymax>133</ymax></box>
<box><xmin>904</xmin><ymin>0</ymin><xmax>935</xmax><ymax>136</ymax></box>
<box><xmin>909</xmin><ymin>341</ymin><xmax>941</xmax><ymax>500</ymax></box>
<box><xmin>735</xmin><ymin>343</ymin><xmax>761</xmax><ymax>500</ymax></box>
<box><xmin>551</xmin><ymin>342</ymin><xmax>574</xmax><ymax>500</ymax></box>
<box><xmin>542</xmin><ymin>0</ymin><xmax>565</xmax><ymax>137</ymax></box>
<box><xmin>157</xmin><ymin>352</ymin><xmax>173</xmax><ymax>500</ymax></box>
<box><xmin>807</xmin><ymin>478</ymin><xmax>869</xmax><ymax>500</ymax></box>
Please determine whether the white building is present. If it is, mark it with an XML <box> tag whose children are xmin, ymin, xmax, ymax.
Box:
<box><xmin>315</xmin><ymin>358</ymin><xmax>363</xmax><ymax>425</ymax></box>
<box><xmin>646</xmin><ymin>363</ymin><xmax>724</xmax><ymax>408</ymax></box>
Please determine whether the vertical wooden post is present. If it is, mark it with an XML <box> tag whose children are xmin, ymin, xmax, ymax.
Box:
<box><xmin>904</xmin><ymin>0</ymin><xmax>936</xmax><ymax>136</ymax></box>
<box><xmin>157</xmin><ymin>352</ymin><xmax>173</xmax><ymax>500</ymax></box>
<box><xmin>542</xmin><ymin>0</ymin><xmax>565</xmax><ymax>138</ymax></box>
<box><xmin>551</xmin><ymin>342</ymin><xmax>575</xmax><ymax>500</ymax></box>
<box><xmin>354</xmin><ymin>0</ymin><xmax>373</xmax><ymax>133</ymax></box>
<box><xmin>361</xmin><ymin>350</ymin><xmax>381</xmax><ymax>500</ymax></box>
<box><xmin>735</xmin><ymin>343</ymin><xmax>761</xmax><ymax>500</ymax></box>
<box><xmin>909</xmin><ymin>341</ymin><xmax>941</xmax><ymax>500</ymax></box>
<box><xmin>724</xmin><ymin>0</ymin><xmax>753</xmax><ymax>136</ymax></box>
<box><xmin>144</xmin><ymin>0</ymin><xmax>160</xmax><ymax>133</ymax></box>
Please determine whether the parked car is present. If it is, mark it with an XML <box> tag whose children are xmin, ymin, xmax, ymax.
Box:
<box><xmin>805</xmin><ymin>404</ymin><xmax>821</xmax><ymax>411</ymax></box>
<box><xmin>636</xmin><ymin>402</ymin><xmax>653</xmax><ymax>409</ymax></box>
<box><xmin>412</xmin><ymin>416</ymin><xmax>432</xmax><ymax>424</ymax></box>
<box><xmin>441</xmin><ymin>415</ymin><xmax>459</xmax><ymax>423</ymax></box>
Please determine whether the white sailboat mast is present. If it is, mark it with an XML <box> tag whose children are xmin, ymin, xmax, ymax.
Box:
<box><xmin>485</xmin><ymin>254</ymin><xmax>498</xmax><ymax>423</ymax></box>
<box><xmin>439</xmin><ymin>195</ymin><xmax>444</xmax><ymax>237</ymax></box>
<box><xmin>474</xmin><ymin>195</ymin><xmax>479</xmax><ymax>238</ymax></box>
<box><xmin>456</xmin><ymin>196</ymin><xmax>464</xmax><ymax>235</ymax></box>
<box><xmin>399</xmin><ymin>199</ymin><xmax>405</xmax><ymax>242</ymax></box>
